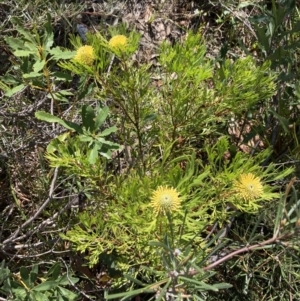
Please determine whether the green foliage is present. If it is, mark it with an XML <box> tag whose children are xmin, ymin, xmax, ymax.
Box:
<box><xmin>61</xmin><ymin>137</ymin><xmax>293</xmax><ymax>282</ymax></box>
<box><xmin>105</xmin><ymin>235</ymin><xmax>232</xmax><ymax>300</ymax></box>
<box><xmin>67</xmin><ymin>31</ymin><xmax>278</xmax><ymax>171</ymax></box>
<box><xmin>0</xmin><ymin>262</ymin><xmax>79</xmax><ymax>301</ymax></box>
<box><xmin>214</xmin><ymin>57</ymin><xmax>276</xmax><ymax>113</ymax></box>
<box><xmin>1</xmin><ymin>5</ymin><xmax>300</xmax><ymax>300</ymax></box>
<box><xmin>151</xmin><ymin>33</ymin><xmax>276</xmax><ymax>144</ymax></box>
<box><xmin>1</xmin><ymin>14</ymin><xmax>75</xmax><ymax>99</ymax></box>
<box><xmin>36</xmin><ymin>105</ymin><xmax>120</xmax><ymax>164</ymax></box>
<box><xmin>245</xmin><ymin>0</ymin><xmax>300</xmax><ymax>158</ymax></box>
<box><xmin>97</xmin><ymin>63</ymin><xmax>158</xmax><ymax>169</ymax></box>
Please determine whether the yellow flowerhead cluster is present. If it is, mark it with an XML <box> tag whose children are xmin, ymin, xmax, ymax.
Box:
<box><xmin>108</xmin><ymin>35</ymin><xmax>128</xmax><ymax>50</ymax></box>
<box><xmin>233</xmin><ymin>173</ymin><xmax>264</xmax><ymax>201</ymax></box>
<box><xmin>150</xmin><ymin>186</ymin><xmax>181</xmax><ymax>215</ymax></box>
<box><xmin>73</xmin><ymin>45</ymin><xmax>95</xmax><ymax>65</ymax></box>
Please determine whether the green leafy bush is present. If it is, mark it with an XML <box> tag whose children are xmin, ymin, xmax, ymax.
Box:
<box><xmin>1</xmin><ymin>11</ymin><xmax>298</xmax><ymax>300</ymax></box>
<box><xmin>0</xmin><ymin>261</ymin><xmax>79</xmax><ymax>301</ymax></box>
<box><xmin>61</xmin><ymin>137</ymin><xmax>293</xmax><ymax>280</ymax></box>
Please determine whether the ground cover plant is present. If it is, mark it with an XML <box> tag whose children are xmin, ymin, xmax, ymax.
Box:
<box><xmin>0</xmin><ymin>0</ymin><xmax>300</xmax><ymax>300</ymax></box>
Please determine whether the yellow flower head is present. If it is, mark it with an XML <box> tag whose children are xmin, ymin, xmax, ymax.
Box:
<box><xmin>233</xmin><ymin>173</ymin><xmax>264</xmax><ymax>201</ymax></box>
<box><xmin>150</xmin><ymin>186</ymin><xmax>181</xmax><ymax>215</ymax></box>
<box><xmin>73</xmin><ymin>45</ymin><xmax>95</xmax><ymax>65</ymax></box>
<box><xmin>108</xmin><ymin>35</ymin><xmax>128</xmax><ymax>50</ymax></box>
